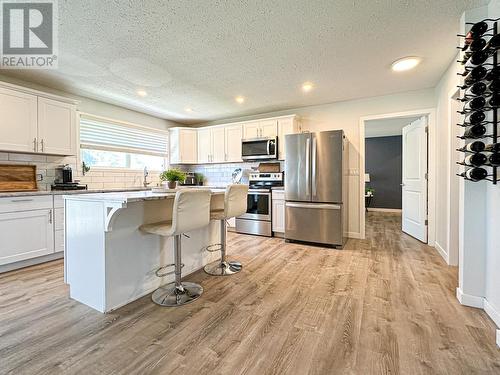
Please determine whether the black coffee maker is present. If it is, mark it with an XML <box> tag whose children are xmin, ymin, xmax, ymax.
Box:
<box><xmin>51</xmin><ymin>165</ymin><xmax>87</xmax><ymax>191</ymax></box>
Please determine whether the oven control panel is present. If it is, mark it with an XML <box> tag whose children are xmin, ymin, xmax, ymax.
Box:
<box><xmin>249</xmin><ymin>172</ymin><xmax>283</xmax><ymax>182</ymax></box>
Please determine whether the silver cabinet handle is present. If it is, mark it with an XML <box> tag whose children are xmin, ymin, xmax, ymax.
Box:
<box><xmin>48</xmin><ymin>209</ymin><xmax>52</xmax><ymax>224</ymax></box>
<box><xmin>11</xmin><ymin>198</ymin><xmax>34</xmax><ymax>202</ymax></box>
<box><xmin>286</xmin><ymin>202</ymin><xmax>341</xmax><ymax>210</ymax></box>
<box><xmin>33</xmin><ymin>138</ymin><xmax>37</xmax><ymax>152</ymax></box>
<box><xmin>305</xmin><ymin>137</ymin><xmax>310</xmax><ymax>198</ymax></box>
<box><xmin>312</xmin><ymin>136</ymin><xmax>317</xmax><ymax>197</ymax></box>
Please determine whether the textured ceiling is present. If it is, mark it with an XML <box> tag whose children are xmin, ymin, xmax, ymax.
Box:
<box><xmin>0</xmin><ymin>0</ymin><xmax>487</xmax><ymax>124</ymax></box>
<box><xmin>365</xmin><ymin>117</ymin><xmax>420</xmax><ymax>138</ymax></box>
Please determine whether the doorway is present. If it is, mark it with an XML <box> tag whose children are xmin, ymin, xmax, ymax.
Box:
<box><xmin>360</xmin><ymin>109</ymin><xmax>436</xmax><ymax>244</ymax></box>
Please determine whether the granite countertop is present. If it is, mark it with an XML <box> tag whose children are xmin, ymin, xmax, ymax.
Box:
<box><xmin>0</xmin><ymin>187</ymin><xmax>151</xmax><ymax>198</ymax></box>
<box><xmin>63</xmin><ymin>188</ymin><xmax>226</xmax><ymax>204</ymax></box>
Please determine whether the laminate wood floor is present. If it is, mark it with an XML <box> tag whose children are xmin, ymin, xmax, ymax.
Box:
<box><xmin>1</xmin><ymin>212</ymin><xmax>500</xmax><ymax>375</ymax></box>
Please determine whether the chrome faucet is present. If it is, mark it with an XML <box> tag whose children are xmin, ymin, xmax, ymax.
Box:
<box><xmin>143</xmin><ymin>166</ymin><xmax>151</xmax><ymax>187</ymax></box>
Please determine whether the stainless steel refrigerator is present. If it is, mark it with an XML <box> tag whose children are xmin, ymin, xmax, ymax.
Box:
<box><xmin>284</xmin><ymin>130</ymin><xmax>348</xmax><ymax>248</ymax></box>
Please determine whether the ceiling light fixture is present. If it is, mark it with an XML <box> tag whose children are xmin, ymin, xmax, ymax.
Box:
<box><xmin>391</xmin><ymin>57</ymin><xmax>421</xmax><ymax>72</ymax></box>
<box><xmin>185</xmin><ymin>107</ymin><xmax>193</xmax><ymax>113</ymax></box>
<box><xmin>235</xmin><ymin>96</ymin><xmax>245</xmax><ymax>104</ymax></box>
<box><xmin>137</xmin><ymin>89</ymin><xmax>147</xmax><ymax>97</ymax></box>
<box><xmin>302</xmin><ymin>82</ymin><xmax>314</xmax><ymax>92</ymax></box>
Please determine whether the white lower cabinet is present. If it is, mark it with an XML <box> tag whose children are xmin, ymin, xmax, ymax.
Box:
<box><xmin>0</xmin><ymin>208</ymin><xmax>54</xmax><ymax>265</ymax></box>
<box><xmin>272</xmin><ymin>190</ymin><xmax>285</xmax><ymax>234</ymax></box>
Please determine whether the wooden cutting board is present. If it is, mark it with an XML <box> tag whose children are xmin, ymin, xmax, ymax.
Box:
<box><xmin>0</xmin><ymin>164</ymin><xmax>38</xmax><ymax>192</ymax></box>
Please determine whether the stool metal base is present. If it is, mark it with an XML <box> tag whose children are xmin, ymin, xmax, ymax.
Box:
<box><xmin>204</xmin><ymin>260</ymin><xmax>242</xmax><ymax>276</ymax></box>
<box><xmin>151</xmin><ymin>282</ymin><xmax>203</xmax><ymax>306</ymax></box>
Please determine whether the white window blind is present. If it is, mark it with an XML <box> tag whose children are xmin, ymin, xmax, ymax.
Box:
<box><xmin>80</xmin><ymin>115</ymin><xmax>168</xmax><ymax>156</ymax></box>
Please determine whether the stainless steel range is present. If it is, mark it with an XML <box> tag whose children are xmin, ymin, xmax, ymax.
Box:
<box><xmin>235</xmin><ymin>172</ymin><xmax>283</xmax><ymax>237</ymax></box>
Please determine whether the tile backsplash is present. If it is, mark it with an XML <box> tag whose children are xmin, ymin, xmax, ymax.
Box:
<box><xmin>179</xmin><ymin>161</ymin><xmax>284</xmax><ymax>186</ymax></box>
<box><xmin>0</xmin><ymin>151</ymin><xmax>161</xmax><ymax>191</ymax></box>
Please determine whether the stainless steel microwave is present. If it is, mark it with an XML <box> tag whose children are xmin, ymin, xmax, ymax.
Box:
<box><xmin>241</xmin><ymin>137</ymin><xmax>277</xmax><ymax>161</ymax></box>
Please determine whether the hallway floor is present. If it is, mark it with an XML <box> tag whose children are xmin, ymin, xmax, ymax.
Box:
<box><xmin>1</xmin><ymin>212</ymin><xmax>499</xmax><ymax>374</ymax></box>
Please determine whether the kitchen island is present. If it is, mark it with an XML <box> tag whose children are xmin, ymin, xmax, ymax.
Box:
<box><xmin>64</xmin><ymin>189</ymin><xmax>226</xmax><ymax>313</ymax></box>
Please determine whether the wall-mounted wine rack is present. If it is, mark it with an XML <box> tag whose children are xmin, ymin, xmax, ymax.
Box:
<box><xmin>457</xmin><ymin>19</ymin><xmax>500</xmax><ymax>184</ymax></box>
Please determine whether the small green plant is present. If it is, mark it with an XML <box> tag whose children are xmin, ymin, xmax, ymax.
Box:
<box><xmin>365</xmin><ymin>187</ymin><xmax>375</xmax><ymax>196</ymax></box>
<box><xmin>194</xmin><ymin>173</ymin><xmax>204</xmax><ymax>184</ymax></box>
<box><xmin>160</xmin><ymin>168</ymin><xmax>186</xmax><ymax>183</ymax></box>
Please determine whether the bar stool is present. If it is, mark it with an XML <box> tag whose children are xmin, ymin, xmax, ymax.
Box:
<box><xmin>204</xmin><ymin>184</ymin><xmax>248</xmax><ymax>276</ymax></box>
<box><xmin>140</xmin><ymin>189</ymin><xmax>211</xmax><ymax>306</ymax></box>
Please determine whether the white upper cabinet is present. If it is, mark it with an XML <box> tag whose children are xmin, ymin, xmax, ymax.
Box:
<box><xmin>170</xmin><ymin>128</ymin><xmax>197</xmax><ymax>164</ymax></box>
<box><xmin>277</xmin><ymin>116</ymin><xmax>300</xmax><ymax>160</ymax></box>
<box><xmin>0</xmin><ymin>87</ymin><xmax>38</xmax><ymax>153</ymax></box>
<box><xmin>259</xmin><ymin>119</ymin><xmax>278</xmax><ymax>137</ymax></box>
<box><xmin>0</xmin><ymin>83</ymin><xmax>77</xmax><ymax>156</ymax></box>
<box><xmin>211</xmin><ymin>127</ymin><xmax>225</xmax><ymax>163</ymax></box>
<box><xmin>197</xmin><ymin>128</ymin><xmax>211</xmax><ymax>163</ymax></box>
<box><xmin>243</xmin><ymin>119</ymin><xmax>277</xmax><ymax>139</ymax></box>
<box><xmin>37</xmin><ymin>97</ymin><xmax>76</xmax><ymax>155</ymax></box>
<box><xmin>225</xmin><ymin>124</ymin><xmax>243</xmax><ymax>162</ymax></box>
<box><xmin>243</xmin><ymin>121</ymin><xmax>260</xmax><ymax>139</ymax></box>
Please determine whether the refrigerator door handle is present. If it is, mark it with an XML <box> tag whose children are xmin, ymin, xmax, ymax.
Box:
<box><xmin>312</xmin><ymin>136</ymin><xmax>317</xmax><ymax>198</ymax></box>
<box><xmin>305</xmin><ymin>137</ymin><xmax>310</xmax><ymax>198</ymax></box>
<box><xmin>285</xmin><ymin>202</ymin><xmax>341</xmax><ymax>210</ymax></box>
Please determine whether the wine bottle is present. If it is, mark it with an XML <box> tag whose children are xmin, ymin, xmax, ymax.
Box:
<box><xmin>464</xmin><ymin>153</ymin><xmax>488</xmax><ymax>166</ymax></box>
<box><xmin>489</xmin><ymin>79</ymin><xmax>500</xmax><ymax>92</ymax></box>
<box><xmin>461</xmin><ymin>81</ymin><xmax>487</xmax><ymax>96</ymax></box>
<box><xmin>485</xmin><ymin>142</ymin><xmax>500</xmax><ymax>152</ymax></box>
<box><xmin>462</xmin><ymin>50</ymin><xmax>490</xmax><ymax>66</ymax></box>
<box><xmin>468</xmin><ymin>21</ymin><xmax>489</xmax><ymax>39</ymax></box>
<box><xmin>464</xmin><ymin>38</ymin><xmax>487</xmax><ymax>56</ymax></box>
<box><xmin>460</xmin><ymin>167</ymin><xmax>488</xmax><ymax>181</ymax></box>
<box><xmin>489</xmin><ymin>152</ymin><xmax>500</xmax><ymax>166</ymax></box>
<box><xmin>486</xmin><ymin>66</ymin><xmax>500</xmax><ymax>81</ymax></box>
<box><xmin>489</xmin><ymin>93</ymin><xmax>500</xmax><ymax>107</ymax></box>
<box><xmin>462</xmin><ymin>96</ymin><xmax>486</xmax><ymax>112</ymax></box>
<box><xmin>463</xmin><ymin>124</ymin><xmax>487</xmax><ymax>138</ymax></box>
<box><xmin>464</xmin><ymin>66</ymin><xmax>488</xmax><ymax>85</ymax></box>
<box><xmin>464</xmin><ymin>110</ymin><xmax>486</xmax><ymax>124</ymax></box>
<box><xmin>459</xmin><ymin>141</ymin><xmax>486</xmax><ymax>152</ymax></box>
<box><xmin>486</xmin><ymin>33</ymin><xmax>500</xmax><ymax>50</ymax></box>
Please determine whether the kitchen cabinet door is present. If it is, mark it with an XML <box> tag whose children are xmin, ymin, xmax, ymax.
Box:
<box><xmin>259</xmin><ymin>119</ymin><xmax>278</xmax><ymax>137</ymax></box>
<box><xmin>272</xmin><ymin>199</ymin><xmax>285</xmax><ymax>233</ymax></box>
<box><xmin>0</xmin><ymin>209</ymin><xmax>54</xmax><ymax>265</ymax></box>
<box><xmin>278</xmin><ymin>117</ymin><xmax>298</xmax><ymax>160</ymax></box>
<box><xmin>0</xmin><ymin>87</ymin><xmax>38</xmax><ymax>153</ymax></box>
<box><xmin>38</xmin><ymin>97</ymin><xmax>76</xmax><ymax>155</ymax></box>
<box><xmin>243</xmin><ymin>122</ymin><xmax>260</xmax><ymax>139</ymax></box>
<box><xmin>170</xmin><ymin>128</ymin><xmax>197</xmax><ymax>164</ymax></box>
<box><xmin>197</xmin><ymin>128</ymin><xmax>211</xmax><ymax>163</ymax></box>
<box><xmin>211</xmin><ymin>127</ymin><xmax>226</xmax><ymax>163</ymax></box>
<box><xmin>225</xmin><ymin>124</ymin><xmax>243</xmax><ymax>162</ymax></box>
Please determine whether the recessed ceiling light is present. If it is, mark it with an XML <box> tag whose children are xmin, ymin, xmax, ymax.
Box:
<box><xmin>302</xmin><ymin>82</ymin><xmax>314</xmax><ymax>92</ymax></box>
<box><xmin>391</xmin><ymin>57</ymin><xmax>421</xmax><ymax>72</ymax></box>
<box><xmin>137</xmin><ymin>89</ymin><xmax>147</xmax><ymax>97</ymax></box>
<box><xmin>185</xmin><ymin>107</ymin><xmax>193</xmax><ymax>112</ymax></box>
<box><xmin>235</xmin><ymin>96</ymin><xmax>245</xmax><ymax>104</ymax></box>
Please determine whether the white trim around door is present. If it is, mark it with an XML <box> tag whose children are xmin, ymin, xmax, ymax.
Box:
<box><xmin>359</xmin><ymin>108</ymin><xmax>437</xmax><ymax>246</ymax></box>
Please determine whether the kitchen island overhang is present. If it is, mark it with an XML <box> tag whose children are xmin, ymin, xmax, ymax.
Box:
<box><xmin>63</xmin><ymin>190</ymin><xmax>226</xmax><ymax>313</ymax></box>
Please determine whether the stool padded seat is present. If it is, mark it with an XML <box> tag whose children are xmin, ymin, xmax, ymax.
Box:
<box><xmin>210</xmin><ymin>209</ymin><xmax>225</xmax><ymax>220</ymax></box>
<box><xmin>140</xmin><ymin>220</ymin><xmax>173</xmax><ymax>236</ymax></box>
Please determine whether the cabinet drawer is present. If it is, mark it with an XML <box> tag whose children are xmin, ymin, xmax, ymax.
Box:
<box><xmin>53</xmin><ymin>195</ymin><xmax>64</xmax><ymax>208</ymax></box>
<box><xmin>54</xmin><ymin>207</ymin><xmax>64</xmax><ymax>231</ymax></box>
<box><xmin>0</xmin><ymin>195</ymin><xmax>53</xmax><ymax>214</ymax></box>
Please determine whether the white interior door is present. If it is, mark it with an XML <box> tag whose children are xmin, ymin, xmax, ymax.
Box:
<box><xmin>402</xmin><ymin>116</ymin><xmax>428</xmax><ymax>243</ymax></box>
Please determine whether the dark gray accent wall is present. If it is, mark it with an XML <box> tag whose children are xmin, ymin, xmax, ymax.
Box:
<box><xmin>365</xmin><ymin>135</ymin><xmax>402</xmax><ymax>209</ymax></box>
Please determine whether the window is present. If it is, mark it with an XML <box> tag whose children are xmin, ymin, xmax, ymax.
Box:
<box><xmin>80</xmin><ymin>115</ymin><xmax>168</xmax><ymax>171</ymax></box>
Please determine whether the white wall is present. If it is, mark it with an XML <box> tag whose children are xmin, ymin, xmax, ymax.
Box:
<box><xmin>197</xmin><ymin>89</ymin><xmax>435</xmax><ymax>237</ymax></box>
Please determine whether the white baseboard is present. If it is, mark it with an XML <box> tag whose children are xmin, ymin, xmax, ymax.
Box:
<box><xmin>434</xmin><ymin>241</ymin><xmax>449</xmax><ymax>264</ymax></box>
<box><xmin>346</xmin><ymin>231</ymin><xmax>362</xmax><ymax>239</ymax></box>
<box><xmin>456</xmin><ymin>287</ymin><xmax>484</xmax><ymax>308</ymax></box>
<box><xmin>484</xmin><ymin>299</ymin><xmax>500</xmax><ymax>328</ymax></box>
<box><xmin>367</xmin><ymin>208</ymin><xmax>402</xmax><ymax>213</ymax></box>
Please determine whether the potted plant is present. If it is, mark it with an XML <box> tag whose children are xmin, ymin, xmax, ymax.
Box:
<box><xmin>160</xmin><ymin>168</ymin><xmax>186</xmax><ymax>189</ymax></box>
<box><xmin>195</xmin><ymin>172</ymin><xmax>204</xmax><ymax>186</ymax></box>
